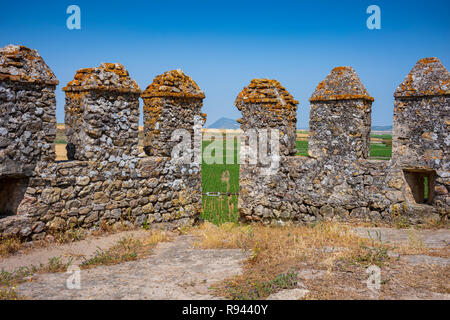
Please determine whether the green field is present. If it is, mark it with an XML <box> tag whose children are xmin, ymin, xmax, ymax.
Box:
<box><xmin>370</xmin><ymin>143</ymin><xmax>392</xmax><ymax>160</ymax></box>
<box><xmin>201</xmin><ymin>139</ymin><xmax>392</xmax><ymax>224</ymax></box>
<box><xmin>371</xmin><ymin>134</ymin><xmax>393</xmax><ymax>139</ymax></box>
<box><xmin>296</xmin><ymin>141</ymin><xmax>309</xmax><ymax>157</ymax></box>
<box><xmin>297</xmin><ymin>141</ymin><xmax>392</xmax><ymax>159</ymax></box>
<box><xmin>201</xmin><ymin>140</ymin><xmax>240</xmax><ymax>224</ymax></box>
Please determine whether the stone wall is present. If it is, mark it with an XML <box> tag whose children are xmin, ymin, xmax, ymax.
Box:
<box><xmin>2</xmin><ymin>158</ymin><xmax>200</xmax><ymax>240</ymax></box>
<box><xmin>0</xmin><ymin>45</ymin><xmax>202</xmax><ymax>239</ymax></box>
<box><xmin>238</xmin><ymin>59</ymin><xmax>449</xmax><ymax>225</ymax></box>
<box><xmin>239</xmin><ymin>157</ymin><xmax>397</xmax><ymax>224</ymax></box>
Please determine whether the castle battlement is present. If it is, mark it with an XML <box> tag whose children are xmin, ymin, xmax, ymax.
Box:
<box><xmin>0</xmin><ymin>45</ymin><xmax>448</xmax><ymax>238</ymax></box>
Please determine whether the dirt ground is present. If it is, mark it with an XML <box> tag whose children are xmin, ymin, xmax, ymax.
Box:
<box><xmin>55</xmin><ymin>144</ymin><xmax>68</xmax><ymax>161</ymax></box>
<box><xmin>354</xmin><ymin>227</ymin><xmax>450</xmax><ymax>249</ymax></box>
<box><xmin>1</xmin><ymin>225</ymin><xmax>449</xmax><ymax>300</ymax></box>
<box><xmin>13</xmin><ymin>235</ymin><xmax>247</xmax><ymax>300</ymax></box>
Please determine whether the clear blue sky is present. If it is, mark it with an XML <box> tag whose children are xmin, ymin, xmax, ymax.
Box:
<box><xmin>1</xmin><ymin>0</ymin><xmax>449</xmax><ymax>128</ymax></box>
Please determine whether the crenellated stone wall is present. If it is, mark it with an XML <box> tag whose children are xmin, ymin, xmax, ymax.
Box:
<box><xmin>238</xmin><ymin>59</ymin><xmax>449</xmax><ymax>225</ymax></box>
<box><xmin>0</xmin><ymin>45</ymin><xmax>202</xmax><ymax>239</ymax></box>
<box><xmin>0</xmin><ymin>43</ymin><xmax>448</xmax><ymax>239</ymax></box>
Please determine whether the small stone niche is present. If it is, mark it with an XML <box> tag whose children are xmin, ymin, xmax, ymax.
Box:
<box><xmin>403</xmin><ymin>169</ymin><xmax>436</xmax><ymax>205</ymax></box>
<box><xmin>0</xmin><ymin>176</ymin><xmax>29</xmax><ymax>217</ymax></box>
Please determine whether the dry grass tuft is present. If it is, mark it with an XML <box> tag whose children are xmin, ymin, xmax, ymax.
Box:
<box><xmin>0</xmin><ymin>236</ymin><xmax>23</xmax><ymax>257</ymax></box>
<box><xmin>191</xmin><ymin>222</ymin><xmax>449</xmax><ymax>300</ymax></box>
<box><xmin>54</xmin><ymin>228</ymin><xmax>87</xmax><ymax>244</ymax></box>
<box><xmin>80</xmin><ymin>230</ymin><xmax>172</xmax><ymax>269</ymax></box>
<box><xmin>191</xmin><ymin>222</ymin><xmax>398</xmax><ymax>299</ymax></box>
<box><xmin>0</xmin><ymin>287</ymin><xmax>22</xmax><ymax>300</ymax></box>
<box><xmin>192</xmin><ymin>221</ymin><xmax>375</xmax><ymax>265</ymax></box>
<box><xmin>0</xmin><ymin>255</ymin><xmax>72</xmax><ymax>298</ymax></box>
<box><xmin>191</xmin><ymin>222</ymin><xmax>253</xmax><ymax>249</ymax></box>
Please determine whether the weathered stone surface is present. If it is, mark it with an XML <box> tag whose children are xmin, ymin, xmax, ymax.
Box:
<box><xmin>0</xmin><ymin>45</ymin><xmax>57</xmax><ymax>176</ymax></box>
<box><xmin>0</xmin><ymin>45</ymin><xmax>58</xmax><ymax>85</ymax></box>
<box><xmin>310</xmin><ymin>66</ymin><xmax>374</xmax><ymax>102</ymax></box>
<box><xmin>266</xmin><ymin>288</ymin><xmax>309</xmax><ymax>300</ymax></box>
<box><xmin>394</xmin><ymin>57</ymin><xmax>449</xmax><ymax>98</ymax></box>
<box><xmin>63</xmin><ymin>63</ymin><xmax>141</xmax><ymax>162</ymax></box>
<box><xmin>49</xmin><ymin>217</ymin><xmax>65</xmax><ymax>231</ymax></box>
<box><xmin>392</xmin><ymin>57</ymin><xmax>449</xmax><ymax>214</ymax></box>
<box><xmin>235</xmin><ymin>79</ymin><xmax>298</xmax><ymax>156</ymax></box>
<box><xmin>1</xmin><ymin>144</ymin><xmax>201</xmax><ymax>240</ymax></box>
<box><xmin>309</xmin><ymin>67</ymin><xmax>373</xmax><ymax>160</ymax></box>
<box><xmin>141</xmin><ymin>69</ymin><xmax>205</xmax><ymax>157</ymax></box>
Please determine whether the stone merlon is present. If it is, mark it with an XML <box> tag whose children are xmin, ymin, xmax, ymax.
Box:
<box><xmin>141</xmin><ymin>69</ymin><xmax>205</xmax><ymax>99</ymax></box>
<box><xmin>235</xmin><ymin>79</ymin><xmax>298</xmax><ymax>156</ymax></box>
<box><xmin>0</xmin><ymin>44</ymin><xmax>58</xmax><ymax>85</ymax></box>
<box><xmin>63</xmin><ymin>63</ymin><xmax>140</xmax><ymax>94</ymax></box>
<box><xmin>235</xmin><ymin>79</ymin><xmax>299</xmax><ymax>109</ymax></box>
<box><xmin>141</xmin><ymin>69</ymin><xmax>205</xmax><ymax>157</ymax></box>
<box><xmin>309</xmin><ymin>66</ymin><xmax>374</xmax><ymax>102</ymax></box>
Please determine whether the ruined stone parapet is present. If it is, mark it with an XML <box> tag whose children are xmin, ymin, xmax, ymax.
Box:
<box><xmin>392</xmin><ymin>57</ymin><xmax>449</xmax><ymax>211</ymax></box>
<box><xmin>238</xmin><ymin>60</ymin><xmax>449</xmax><ymax>225</ymax></box>
<box><xmin>1</xmin><ymin>47</ymin><xmax>449</xmax><ymax>237</ymax></box>
<box><xmin>0</xmin><ymin>157</ymin><xmax>201</xmax><ymax>239</ymax></box>
<box><xmin>0</xmin><ymin>45</ymin><xmax>58</xmax><ymax>177</ymax></box>
<box><xmin>141</xmin><ymin>69</ymin><xmax>205</xmax><ymax>157</ymax></box>
<box><xmin>235</xmin><ymin>79</ymin><xmax>298</xmax><ymax>156</ymax></box>
<box><xmin>309</xmin><ymin>67</ymin><xmax>373</xmax><ymax>160</ymax></box>
<box><xmin>63</xmin><ymin>63</ymin><xmax>141</xmax><ymax>162</ymax></box>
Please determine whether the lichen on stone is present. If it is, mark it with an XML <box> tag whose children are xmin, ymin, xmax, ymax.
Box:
<box><xmin>394</xmin><ymin>57</ymin><xmax>450</xmax><ymax>98</ymax></box>
<box><xmin>309</xmin><ymin>66</ymin><xmax>374</xmax><ymax>102</ymax></box>
<box><xmin>63</xmin><ymin>63</ymin><xmax>140</xmax><ymax>93</ymax></box>
<box><xmin>235</xmin><ymin>79</ymin><xmax>299</xmax><ymax>110</ymax></box>
<box><xmin>0</xmin><ymin>44</ymin><xmax>58</xmax><ymax>85</ymax></box>
<box><xmin>141</xmin><ymin>69</ymin><xmax>205</xmax><ymax>99</ymax></box>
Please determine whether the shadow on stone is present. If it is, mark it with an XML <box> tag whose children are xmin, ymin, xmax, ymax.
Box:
<box><xmin>0</xmin><ymin>176</ymin><xmax>29</xmax><ymax>218</ymax></box>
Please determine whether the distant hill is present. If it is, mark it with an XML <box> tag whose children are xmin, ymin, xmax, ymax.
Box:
<box><xmin>372</xmin><ymin>125</ymin><xmax>393</xmax><ymax>131</ymax></box>
<box><xmin>208</xmin><ymin>117</ymin><xmax>240</xmax><ymax>129</ymax></box>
